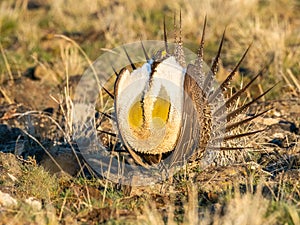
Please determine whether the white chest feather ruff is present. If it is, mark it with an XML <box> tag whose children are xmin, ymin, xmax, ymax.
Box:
<box><xmin>115</xmin><ymin>56</ymin><xmax>185</xmax><ymax>154</ymax></box>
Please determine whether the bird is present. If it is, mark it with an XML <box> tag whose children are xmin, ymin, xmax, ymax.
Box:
<box><xmin>96</xmin><ymin>13</ymin><xmax>274</xmax><ymax>173</ymax></box>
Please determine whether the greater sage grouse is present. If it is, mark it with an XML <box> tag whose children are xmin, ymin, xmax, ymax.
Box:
<box><xmin>77</xmin><ymin>15</ymin><xmax>273</xmax><ymax>182</ymax></box>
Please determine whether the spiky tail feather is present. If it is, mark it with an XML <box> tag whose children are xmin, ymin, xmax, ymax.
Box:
<box><xmin>98</xmin><ymin>16</ymin><xmax>272</xmax><ymax>168</ymax></box>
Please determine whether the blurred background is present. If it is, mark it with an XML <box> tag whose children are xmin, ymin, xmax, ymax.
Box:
<box><xmin>0</xmin><ymin>0</ymin><xmax>299</xmax><ymax>96</ymax></box>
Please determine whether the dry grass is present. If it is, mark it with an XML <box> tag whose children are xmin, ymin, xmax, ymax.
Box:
<box><xmin>137</xmin><ymin>183</ymin><xmax>299</xmax><ymax>225</ymax></box>
<box><xmin>0</xmin><ymin>0</ymin><xmax>299</xmax><ymax>224</ymax></box>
